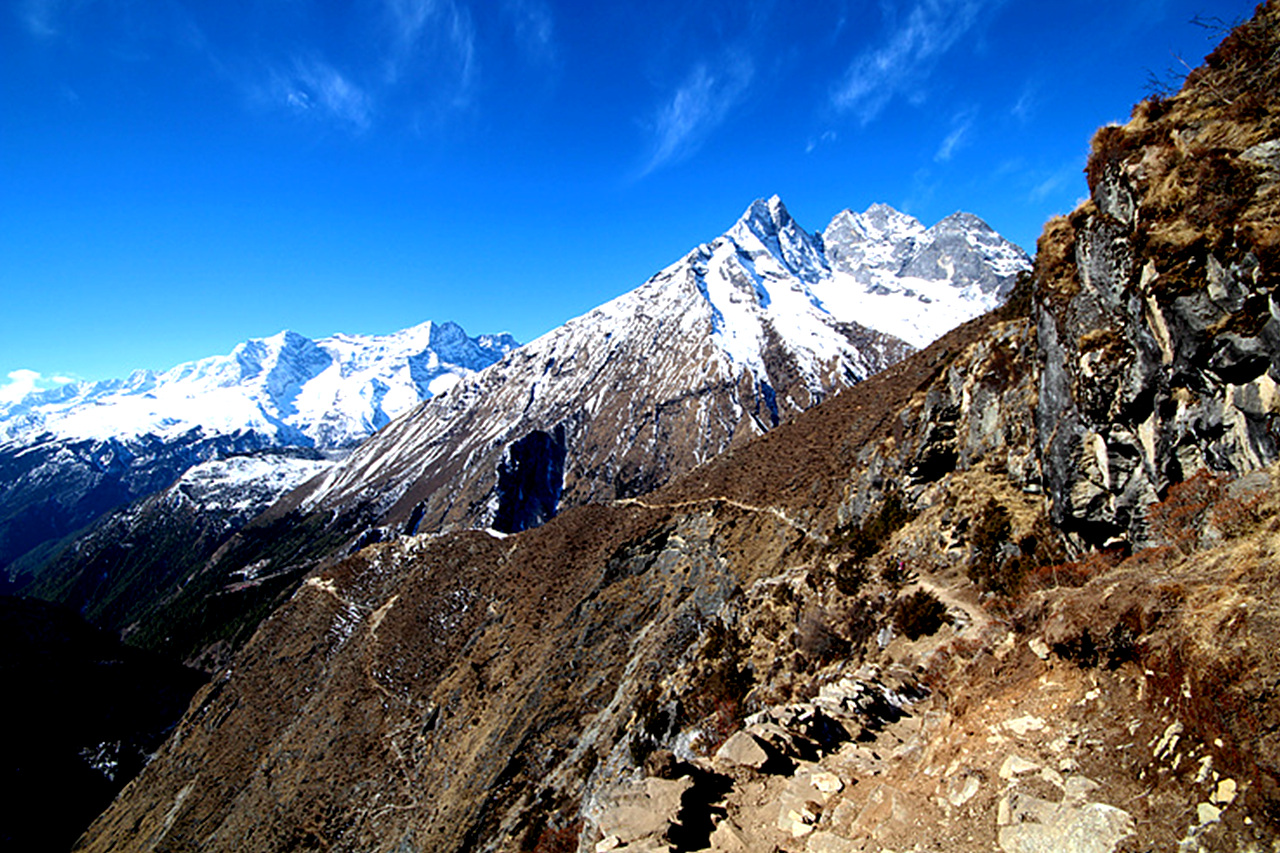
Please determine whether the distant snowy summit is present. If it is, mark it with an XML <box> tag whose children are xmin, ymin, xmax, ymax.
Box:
<box><xmin>0</xmin><ymin>321</ymin><xmax>518</xmax><ymax>449</ymax></box>
<box><xmin>737</xmin><ymin>196</ymin><xmax>1029</xmax><ymax>348</ymax></box>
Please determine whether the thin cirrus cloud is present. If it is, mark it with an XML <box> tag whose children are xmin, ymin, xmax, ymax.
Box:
<box><xmin>503</xmin><ymin>0</ymin><xmax>556</xmax><ymax>65</ymax></box>
<box><xmin>639</xmin><ymin>53</ymin><xmax>755</xmax><ymax>178</ymax></box>
<box><xmin>934</xmin><ymin>106</ymin><xmax>977</xmax><ymax>162</ymax></box>
<box><xmin>1011</xmin><ymin>83</ymin><xmax>1037</xmax><ymax>123</ymax></box>
<box><xmin>270</xmin><ymin>57</ymin><xmax>374</xmax><ymax>132</ymax></box>
<box><xmin>258</xmin><ymin>0</ymin><xmax>479</xmax><ymax>132</ymax></box>
<box><xmin>17</xmin><ymin>0</ymin><xmax>505</xmax><ymax>132</ymax></box>
<box><xmin>831</xmin><ymin>0</ymin><xmax>1000</xmax><ymax>125</ymax></box>
<box><xmin>1028</xmin><ymin>165</ymin><xmax>1077</xmax><ymax>202</ymax></box>
<box><xmin>18</xmin><ymin>0</ymin><xmax>61</xmax><ymax>37</ymax></box>
<box><xmin>381</xmin><ymin>0</ymin><xmax>478</xmax><ymax>103</ymax></box>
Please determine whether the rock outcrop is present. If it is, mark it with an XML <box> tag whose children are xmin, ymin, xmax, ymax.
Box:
<box><xmin>1033</xmin><ymin>10</ymin><xmax>1280</xmax><ymax>548</ymax></box>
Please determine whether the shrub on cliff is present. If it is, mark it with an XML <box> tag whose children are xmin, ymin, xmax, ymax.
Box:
<box><xmin>893</xmin><ymin>589</ymin><xmax>950</xmax><ymax>640</ymax></box>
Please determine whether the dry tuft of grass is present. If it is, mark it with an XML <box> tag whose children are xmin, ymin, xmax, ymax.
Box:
<box><xmin>1033</xmin><ymin>215</ymin><xmax>1081</xmax><ymax>307</ymax></box>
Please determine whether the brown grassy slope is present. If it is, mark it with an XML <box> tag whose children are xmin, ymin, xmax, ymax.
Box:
<box><xmin>72</xmin><ymin>308</ymin><xmax>1033</xmax><ymax>853</ymax></box>
<box><xmin>1018</xmin><ymin>466</ymin><xmax>1280</xmax><ymax>844</ymax></box>
<box><xmin>651</xmin><ymin>309</ymin><xmax>1011</xmax><ymax>525</ymax></box>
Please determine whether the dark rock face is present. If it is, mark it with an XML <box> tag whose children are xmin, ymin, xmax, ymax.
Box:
<box><xmin>492</xmin><ymin>425</ymin><xmax>567</xmax><ymax>534</ymax></box>
<box><xmin>0</xmin><ymin>596</ymin><xmax>205</xmax><ymax>853</ymax></box>
<box><xmin>1033</xmin><ymin>54</ymin><xmax>1280</xmax><ymax>548</ymax></box>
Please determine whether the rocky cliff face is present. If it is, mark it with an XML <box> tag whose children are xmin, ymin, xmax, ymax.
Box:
<box><xmin>1033</xmin><ymin>11</ymin><xmax>1280</xmax><ymax>549</ymax></box>
<box><xmin>79</xmin><ymin>306</ymin><xmax>1280</xmax><ymax>853</ymax></box>
<box><xmin>74</xmin><ymin>7</ymin><xmax>1280</xmax><ymax>852</ymax></box>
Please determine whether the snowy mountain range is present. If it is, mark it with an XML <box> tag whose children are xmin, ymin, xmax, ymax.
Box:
<box><xmin>0</xmin><ymin>322</ymin><xmax>516</xmax><ymax>585</ymax></box>
<box><xmin>6</xmin><ymin>196</ymin><xmax>1028</xmax><ymax>632</ymax></box>
<box><xmin>288</xmin><ymin>195</ymin><xmax>1030</xmax><ymax>538</ymax></box>
<box><xmin>0</xmin><ymin>321</ymin><xmax>517</xmax><ymax>448</ymax></box>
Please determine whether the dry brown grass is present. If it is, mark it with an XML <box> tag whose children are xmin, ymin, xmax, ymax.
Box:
<box><xmin>1033</xmin><ymin>215</ymin><xmax>1080</xmax><ymax>307</ymax></box>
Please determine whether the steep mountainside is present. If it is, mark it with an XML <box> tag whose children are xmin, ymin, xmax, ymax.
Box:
<box><xmin>75</xmin><ymin>6</ymin><xmax>1280</xmax><ymax>852</ymax></box>
<box><xmin>27</xmin><ymin>196</ymin><xmax>1024</xmax><ymax>670</ymax></box>
<box><xmin>287</xmin><ymin>196</ymin><xmax>1024</xmax><ymax>538</ymax></box>
<box><xmin>0</xmin><ymin>321</ymin><xmax>515</xmax><ymax>587</ymax></box>
<box><xmin>283</xmin><ymin>196</ymin><xmax>923</xmax><ymax>537</ymax></box>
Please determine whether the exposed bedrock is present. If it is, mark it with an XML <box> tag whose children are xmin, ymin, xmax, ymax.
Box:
<box><xmin>1035</xmin><ymin>140</ymin><xmax>1280</xmax><ymax>548</ymax></box>
<box><xmin>491</xmin><ymin>424</ymin><xmax>568</xmax><ymax>534</ymax></box>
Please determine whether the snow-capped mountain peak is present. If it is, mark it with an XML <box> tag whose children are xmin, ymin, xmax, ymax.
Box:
<box><xmin>822</xmin><ymin>204</ymin><xmax>926</xmax><ymax>278</ymax></box>
<box><xmin>0</xmin><ymin>322</ymin><xmax>518</xmax><ymax>448</ymax></box>
<box><xmin>727</xmin><ymin>195</ymin><xmax>829</xmax><ymax>282</ymax></box>
<box><xmin>913</xmin><ymin>211</ymin><xmax>1032</xmax><ymax>281</ymax></box>
<box><xmin>814</xmin><ymin>201</ymin><xmax>1030</xmax><ymax>346</ymax></box>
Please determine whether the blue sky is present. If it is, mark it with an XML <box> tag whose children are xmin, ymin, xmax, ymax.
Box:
<box><xmin>0</xmin><ymin>0</ymin><xmax>1256</xmax><ymax>391</ymax></box>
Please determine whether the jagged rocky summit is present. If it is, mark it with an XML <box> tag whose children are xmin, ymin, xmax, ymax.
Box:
<box><xmin>70</xmin><ymin>6</ymin><xmax>1280</xmax><ymax>852</ymax></box>
<box><xmin>284</xmin><ymin>196</ymin><xmax>1027</xmax><ymax>541</ymax></box>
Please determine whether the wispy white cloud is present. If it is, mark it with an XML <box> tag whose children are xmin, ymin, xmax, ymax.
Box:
<box><xmin>899</xmin><ymin>166</ymin><xmax>939</xmax><ymax>216</ymax></box>
<box><xmin>17</xmin><ymin>0</ymin><xmax>506</xmax><ymax>134</ymax></box>
<box><xmin>382</xmin><ymin>0</ymin><xmax>477</xmax><ymax>104</ymax></box>
<box><xmin>934</xmin><ymin>106</ymin><xmax>977</xmax><ymax>162</ymax></box>
<box><xmin>831</xmin><ymin>0</ymin><xmax>1000</xmax><ymax>124</ymax></box>
<box><xmin>1011</xmin><ymin>82</ymin><xmax>1036</xmax><ymax>123</ymax></box>
<box><xmin>0</xmin><ymin>369</ymin><xmax>73</xmax><ymax>404</ymax></box>
<box><xmin>18</xmin><ymin>0</ymin><xmax>64</xmax><ymax>38</ymax></box>
<box><xmin>640</xmin><ymin>53</ymin><xmax>754</xmax><ymax>177</ymax></box>
<box><xmin>503</xmin><ymin>0</ymin><xmax>555</xmax><ymax>65</ymax></box>
<box><xmin>806</xmin><ymin>129</ymin><xmax>839</xmax><ymax>154</ymax></box>
<box><xmin>270</xmin><ymin>58</ymin><xmax>374</xmax><ymax>132</ymax></box>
